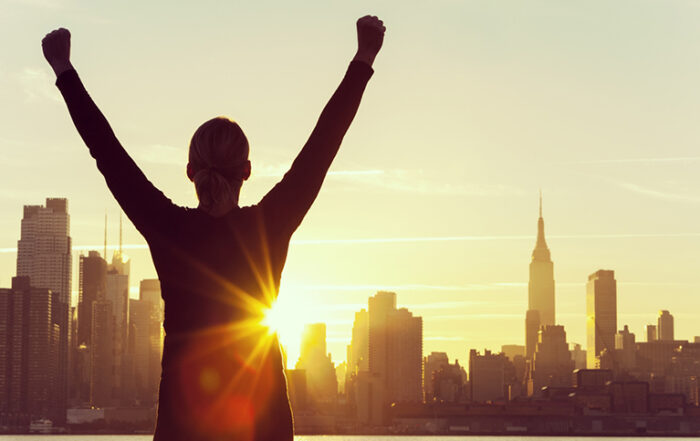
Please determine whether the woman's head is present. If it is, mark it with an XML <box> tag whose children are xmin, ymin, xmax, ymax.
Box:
<box><xmin>187</xmin><ymin>117</ymin><xmax>251</xmax><ymax>215</ymax></box>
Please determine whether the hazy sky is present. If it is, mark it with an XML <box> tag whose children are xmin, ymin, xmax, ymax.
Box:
<box><xmin>2</xmin><ymin>0</ymin><xmax>700</xmax><ymax>367</ymax></box>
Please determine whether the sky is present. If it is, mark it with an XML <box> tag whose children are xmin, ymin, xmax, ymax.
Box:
<box><xmin>1</xmin><ymin>0</ymin><xmax>700</xmax><ymax>368</ymax></box>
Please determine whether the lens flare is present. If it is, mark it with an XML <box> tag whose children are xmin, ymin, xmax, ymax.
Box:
<box><xmin>261</xmin><ymin>290</ymin><xmax>315</xmax><ymax>368</ymax></box>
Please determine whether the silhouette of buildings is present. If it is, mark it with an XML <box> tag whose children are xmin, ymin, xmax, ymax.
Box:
<box><xmin>5</xmin><ymin>195</ymin><xmax>700</xmax><ymax>434</ymax></box>
<box><xmin>469</xmin><ymin>349</ymin><xmax>513</xmax><ymax>402</ymax></box>
<box><xmin>367</xmin><ymin>291</ymin><xmax>423</xmax><ymax>404</ymax></box>
<box><xmin>528</xmin><ymin>194</ymin><xmax>555</xmax><ymax>329</ymax></box>
<box><xmin>128</xmin><ymin>279</ymin><xmax>163</xmax><ymax>406</ymax></box>
<box><xmin>424</xmin><ymin>352</ymin><xmax>466</xmax><ymax>403</ymax></box>
<box><xmin>77</xmin><ymin>251</ymin><xmax>107</xmax><ymax>347</ymax></box>
<box><xmin>527</xmin><ymin>325</ymin><xmax>574</xmax><ymax>396</ymax></box>
<box><xmin>90</xmin><ymin>299</ymin><xmax>114</xmax><ymax>407</ymax></box>
<box><xmin>501</xmin><ymin>345</ymin><xmax>525</xmax><ymax>361</ymax></box>
<box><xmin>101</xmin><ymin>250</ymin><xmax>130</xmax><ymax>406</ymax></box>
<box><xmin>15</xmin><ymin>198</ymin><xmax>72</xmax><ymax>424</ymax></box>
<box><xmin>667</xmin><ymin>343</ymin><xmax>700</xmax><ymax>406</ymax></box>
<box><xmin>296</xmin><ymin>323</ymin><xmax>338</xmax><ymax>405</ymax></box>
<box><xmin>525</xmin><ymin>309</ymin><xmax>541</xmax><ymax>359</ymax></box>
<box><xmin>423</xmin><ymin>352</ymin><xmax>448</xmax><ymax>401</ymax></box>
<box><xmin>0</xmin><ymin>277</ymin><xmax>59</xmax><ymax>426</ymax></box>
<box><xmin>347</xmin><ymin>309</ymin><xmax>369</xmax><ymax>379</ymax></box>
<box><xmin>346</xmin><ymin>292</ymin><xmax>422</xmax><ymax>425</ymax></box>
<box><xmin>646</xmin><ymin>324</ymin><xmax>658</xmax><ymax>342</ymax></box>
<box><xmin>285</xmin><ymin>369</ymin><xmax>308</xmax><ymax>411</ymax></box>
<box><xmin>73</xmin><ymin>251</ymin><xmax>107</xmax><ymax>405</ymax></box>
<box><xmin>570</xmin><ymin>343</ymin><xmax>587</xmax><ymax>370</ymax></box>
<box><xmin>586</xmin><ymin>270</ymin><xmax>617</xmax><ymax>369</ymax></box>
<box><xmin>658</xmin><ymin>310</ymin><xmax>674</xmax><ymax>341</ymax></box>
<box><xmin>615</xmin><ymin>325</ymin><xmax>636</xmax><ymax>372</ymax></box>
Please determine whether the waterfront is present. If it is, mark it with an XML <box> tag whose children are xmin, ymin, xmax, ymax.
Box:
<box><xmin>1</xmin><ymin>437</ymin><xmax>699</xmax><ymax>440</ymax></box>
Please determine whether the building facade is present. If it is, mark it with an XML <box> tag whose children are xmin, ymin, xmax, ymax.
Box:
<box><xmin>586</xmin><ymin>270</ymin><xmax>617</xmax><ymax>369</ymax></box>
<box><xmin>658</xmin><ymin>310</ymin><xmax>674</xmax><ymax>341</ymax></box>
<box><xmin>15</xmin><ymin>198</ymin><xmax>71</xmax><ymax>424</ymax></box>
<box><xmin>0</xmin><ymin>277</ymin><xmax>58</xmax><ymax>425</ymax></box>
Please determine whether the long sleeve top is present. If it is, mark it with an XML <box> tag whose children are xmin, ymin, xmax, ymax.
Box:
<box><xmin>56</xmin><ymin>61</ymin><xmax>374</xmax><ymax>441</ymax></box>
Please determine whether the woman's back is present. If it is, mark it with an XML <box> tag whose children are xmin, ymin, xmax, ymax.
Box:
<box><xmin>152</xmin><ymin>205</ymin><xmax>293</xmax><ymax>441</ymax></box>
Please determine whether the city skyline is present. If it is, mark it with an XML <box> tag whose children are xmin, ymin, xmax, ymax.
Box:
<box><xmin>2</xmin><ymin>196</ymin><xmax>700</xmax><ymax>434</ymax></box>
<box><xmin>3</xmin><ymin>0</ymin><xmax>700</xmax><ymax>370</ymax></box>
<box><xmin>2</xmin><ymin>194</ymin><xmax>700</xmax><ymax>369</ymax></box>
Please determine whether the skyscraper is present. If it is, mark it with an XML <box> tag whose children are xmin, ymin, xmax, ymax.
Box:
<box><xmin>658</xmin><ymin>310</ymin><xmax>674</xmax><ymax>341</ymax></box>
<box><xmin>0</xmin><ymin>277</ymin><xmax>58</xmax><ymax>426</ymax></box>
<box><xmin>368</xmin><ymin>291</ymin><xmax>396</xmax><ymax>385</ymax></box>
<box><xmin>347</xmin><ymin>309</ymin><xmax>369</xmax><ymax>377</ymax></box>
<box><xmin>528</xmin><ymin>325</ymin><xmax>574</xmax><ymax>396</ymax></box>
<box><xmin>129</xmin><ymin>294</ymin><xmax>162</xmax><ymax>406</ymax></box>
<box><xmin>525</xmin><ymin>309</ymin><xmax>541</xmax><ymax>359</ymax></box>
<box><xmin>386</xmin><ymin>307</ymin><xmax>423</xmax><ymax>403</ymax></box>
<box><xmin>78</xmin><ymin>251</ymin><xmax>107</xmax><ymax>347</ymax></box>
<box><xmin>586</xmin><ymin>270</ymin><xmax>617</xmax><ymax>369</ymax></box>
<box><xmin>137</xmin><ymin>279</ymin><xmax>163</xmax><ymax>406</ymax></box>
<box><xmin>615</xmin><ymin>325</ymin><xmax>636</xmax><ymax>371</ymax></box>
<box><xmin>90</xmin><ymin>300</ymin><xmax>114</xmax><ymax>407</ymax></box>
<box><xmin>295</xmin><ymin>323</ymin><xmax>337</xmax><ymax>404</ymax></box>
<box><xmin>139</xmin><ymin>279</ymin><xmax>163</xmax><ymax>320</ymax></box>
<box><xmin>105</xmin><ymin>251</ymin><xmax>130</xmax><ymax>405</ymax></box>
<box><xmin>355</xmin><ymin>291</ymin><xmax>423</xmax><ymax>420</ymax></box>
<box><xmin>15</xmin><ymin>198</ymin><xmax>71</xmax><ymax>424</ymax></box>
<box><xmin>423</xmin><ymin>352</ymin><xmax>449</xmax><ymax>401</ymax></box>
<box><xmin>646</xmin><ymin>324</ymin><xmax>658</xmax><ymax>342</ymax></box>
<box><xmin>368</xmin><ymin>292</ymin><xmax>423</xmax><ymax>403</ymax></box>
<box><xmin>16</xmin><ymin>199</ymin><xmax>72</xmax><ymax>304</ymax></box>
<box><xmin>528</xmin><ymin>194</ymin><xmax>555</xmax><ymax>327</ymax></box>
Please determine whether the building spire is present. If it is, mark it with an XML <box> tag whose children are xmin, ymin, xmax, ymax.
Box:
<box><xmin>532</xmin><ymin>191</ymin><xmax>551</xmax><ymax>262</ymax></box>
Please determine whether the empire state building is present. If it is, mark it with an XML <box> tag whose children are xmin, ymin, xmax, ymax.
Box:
<box><xmin>528</xmin><ymin>194</ymin><xmax>555</xmax><ymax>326</ymax></box>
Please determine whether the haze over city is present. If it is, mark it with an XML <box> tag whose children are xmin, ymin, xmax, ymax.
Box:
<box><xmin>3</xmin><ymin>0</ymin><xmax>700</xmax><ymax>369</ymax></box>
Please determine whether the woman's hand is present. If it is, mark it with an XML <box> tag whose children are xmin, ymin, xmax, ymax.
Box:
<box><xmin>42</xmin><ymin>27</ymin><xmax>73</xmax><ymax>77</ymax></box>
<box><xmin>353</xmin><ymin>15</ymin><xmax>385</xmax><ymax>67</ymax></box>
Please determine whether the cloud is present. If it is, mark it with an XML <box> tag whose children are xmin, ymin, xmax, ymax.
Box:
<box><xmin>614</xmin><ymin>180</ymin><xmax>700</xmax><ymax>203</ymax></box>
<box><xmin>566</xmin><ymin>157</ymin><xmax>700</xmax><ymax>165</ymax></box>
<box><xmin>333</xmin><ymin>168</ymin><xmax>522</xmax><ymax>197</ymax></box>
<box><xmin>572</xmin><ymin>171</ymin><xmax>700</xmax><ymax>203</ymax></box>
<box><xmin>17</xmin><ymin>68</ymin><xmax>62</xmax><ymax>103</ymax></box>
<box><xmin>6</xmin><ymin>0</ymin><xmax>73</xmax><ymax>9</ymax></box>
<box><xmin>252</xmin><ymin>163</ymin><xmax>521</xmax><ymax>196</ymax></box>
<box><xmin>424</xmin><ymin>336</ymin><xmax>468</xmax><ymax>341</ymax></box>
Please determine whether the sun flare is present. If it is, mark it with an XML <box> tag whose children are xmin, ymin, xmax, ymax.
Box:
<box><xmin>261</xmin><ymin>289</ymin><xmax>315</xmax><ymax>368</ymax></box>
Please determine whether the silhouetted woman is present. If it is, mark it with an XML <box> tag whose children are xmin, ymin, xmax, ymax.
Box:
<box><xmin>42</xmin><ymin>15</ymin><xmax>385</xmax><ymax>441</ymax></box>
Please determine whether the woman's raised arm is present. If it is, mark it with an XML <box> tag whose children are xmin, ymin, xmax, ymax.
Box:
<box><xmin>43</xmin><ymin>28</ymin><xmax>180</xmax><ymax>237</ymax></box>
<box><xmin>259</xmin><ymin>16</ymin><xmax>385</xmax><ymax>236</ymax></box>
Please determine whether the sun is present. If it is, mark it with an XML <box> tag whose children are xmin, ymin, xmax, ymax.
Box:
<box><xmin>261</xmin><ymin>289</ymin><xmax>314</xmax><ymax>368</ymax></box>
